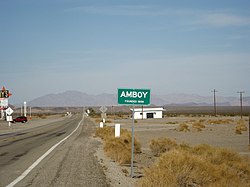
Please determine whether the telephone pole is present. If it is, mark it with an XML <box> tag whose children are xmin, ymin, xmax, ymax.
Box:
<box><xmin>211</xmin><ymin>89</ymin><xmax>218</xmax><ymax>117</ymax></box>
<box><xmin>237</xmin><ymin>91</ymin><xmax>245</xmax><ymax>119</ymax></box>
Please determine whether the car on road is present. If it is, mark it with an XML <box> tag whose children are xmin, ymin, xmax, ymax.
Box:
<box><xmin>12</xmin><ymin>116</ymin><xmax>28</xmax><ymax>123</ymax></box>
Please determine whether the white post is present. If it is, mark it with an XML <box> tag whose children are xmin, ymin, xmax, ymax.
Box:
<box><xmin>24</xmin><ymin>101</ymin><xmax>27</xmax><ymax>117</ymax></box>
<box><xmin>115</xmin><ymin>124</ymin><xmax>120</xmax><ymax>137</ymax></box>
<box><xmin>100</xmin><ymin>122</ymin><xmax>104</xmax><ymax>128</ymax></box>
<box><xmin>7</xmin><ymin>116</ymin><xmax>12</xmax><ymax>127</ymax></box>
<box><xmin>103</xmin><ymin>118</ymin><xmax>105</xmax><ymax>123</ymax></box>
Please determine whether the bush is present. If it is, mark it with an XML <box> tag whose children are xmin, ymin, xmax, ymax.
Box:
<box><xmin>235</xmin><ymin>119</ymin><xmax>248</xmax><ymax>134</ymax></box>
<box><xmin>149</xmin><ymin>137</ymin><xmax>177</xmax><ymax>156</ymax></box>
<box><xmin>95</xmin><ymin>126</ymin><xmax>114</xmax><ymax>140</ymax></box>
<box><xmin>137</xmin><ymin>142</ymin><xmax>250</xmax><ymax>187</ymax></box>
<box><xmin>178</xmin><ymin>123</ymin><xmax>189</xmax><ymax>132</ymax></box>
<box><xmin>207</xmin><ymin>119</ymin><xmax>234</xmax><ymax>125</ymax></box>
<box><xmin>192</xmin><ymin>121</ymin><xmax>206</xmax><ymax>132</ymax></box>
<box><xmin>95</xmin><ymin>126</ymin><xmax>141</xmax><ymax>164</ymax></box>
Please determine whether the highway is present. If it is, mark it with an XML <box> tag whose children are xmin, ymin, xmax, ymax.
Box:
<box><xmin>0</xmin><ymin>114</ymin><xmax>109</xmax><ymax>187</ymax></box>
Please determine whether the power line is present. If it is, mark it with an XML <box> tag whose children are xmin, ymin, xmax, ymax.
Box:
<box><xmin>211</xmin><ymin>89</ymin><xmax>218</xmax><ymax>117</ymax></box>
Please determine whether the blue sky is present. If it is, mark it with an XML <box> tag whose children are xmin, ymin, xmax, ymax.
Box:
<box><xmin>1</xmin><ymin>0</ymin><xmax>250</xmax><ymax>103</ymax></box>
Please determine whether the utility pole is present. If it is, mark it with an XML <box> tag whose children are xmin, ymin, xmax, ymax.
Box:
<box><xmin>30</xmin><ymin>106</ymin><xmax>32</xmax><ymax>119</ymax></box>
<box><xmin>211</xmin><ymin>89</ymin><xmax>218</xmax><ymax>117</ymax></box>
<box><xmin>21</xmin><ymin>105</ymin><xmax>23</xmax><ymax>116</ymax></box>
<box><xmin>237</xmin><ymin>91</ymin><xmax>245</xmax><ymax>119</ymax></box>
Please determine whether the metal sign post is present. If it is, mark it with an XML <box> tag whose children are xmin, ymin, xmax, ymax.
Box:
<box><xmin>131</xmin><ymin>104</ymin><xmax>135</xmax><ymax>177</ymax></box>
<box><xmin>117</xmin><ymin>88</ymin><xmax>150</xmax><ymax>178</ymax></box>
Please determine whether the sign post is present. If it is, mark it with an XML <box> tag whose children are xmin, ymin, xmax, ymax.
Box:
<box><xmin>6</xmin><ymin>107</ymin><xmax>14</xmax><ymax>127</ymax></box>
<box><xmin>118</xmin><ymin>88</ymin><xmax>150</xmax><ymax>177</ymax></box>
<box><xmin>99</xmin><ymin>106</ymin><xmax>107</xmax><ymax>123</ymax></box>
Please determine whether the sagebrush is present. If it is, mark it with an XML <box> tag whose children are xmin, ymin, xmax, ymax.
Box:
<box><xmin>95</xmin><ymin>126</ymin><xmax>141</xmax><ymax>164</ymax></box>
<box><xmin>138</xmin><ymin>141</ymin><xmax>250</xmax><ymax>187</ymax></box>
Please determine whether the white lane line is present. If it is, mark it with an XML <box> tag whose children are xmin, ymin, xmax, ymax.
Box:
<box><xmin>6</xmin><ymin>115</ymin><xmax>85</xmax><ymax>187</ymax></box>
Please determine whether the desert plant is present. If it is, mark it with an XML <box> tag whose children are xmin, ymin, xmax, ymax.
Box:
<box><xmin>207</xmin><ymin>119</ymin><xmax>234</xmax><ymax>125</ymax></box>
<box><xmin>137</xmin><ymin>143</ymin><xmax>250</xmax><ymax>187</ymax></box>
<box><xmin>192</xmin><ymin>120</ymin><xmax>206</xmax><ymax>132</ymax></box>
<box><xmin>96</xmin><ymin>126</ymin><xmax>141</xmax><ymax>164</ymax></box>
<box><xmin>178</xmin><ymin>123</ymin><xmax>189</xmax><ymax>132</ymax></box>
<box><xmin>149</xmin><ymin>137</ymin><xmax>177</xmax><ymax>156</ymax></box>
<box><xmin>95</xmin><ymin>126</ymin><xmax>114</xmax><ymax>140</ymax></box>
<box><xmin>167</xmin><ymin>121</ymin><xmax>178</xmax><ymax>124</ymax></box>
<box><xmin>235</xmin><ymin>119</ymin><xmax>247</xmax><ymax>134</ymax></box>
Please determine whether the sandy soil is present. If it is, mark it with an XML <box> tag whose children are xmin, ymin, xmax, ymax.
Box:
<box><xmin>95</xmin><ymin>115</ymin><xmax>250</xmax><ymax>187</ymax></box>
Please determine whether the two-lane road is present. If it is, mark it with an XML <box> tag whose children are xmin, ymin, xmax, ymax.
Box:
<box><xmin>0</xmin><ymin>114</ymin><xmax>109</xmax><ymax>187</ymax></box>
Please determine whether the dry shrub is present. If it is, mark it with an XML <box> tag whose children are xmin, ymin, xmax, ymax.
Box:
<box><xmin>235</xmin><ymin>125</ymin><xmax>247</xmax><ymax>134</ymax></box>
<box><xmin>105</xmin><ymin>120</ymin><xmax>112</xmax><ymax>123</ymax></box>
<box><xmin>192</xmin><ymin>121</ymin><xmax>206</xmax><ymax>132</ymax></box>
<box><xmin>137</xmin><ymin>143</ymin><xmax>250</xmax><ymax>187</ymax></box>
<box><xmin>149</xmin><ymin>137</ymin><xmax>177</xmax><ymax>156</ymax></box>
<box><xmin>235</xmin><ymin>119</ymin><xmax>248</xmax><ymax>134</ymax></box>
<box><xmin>96</xmin><ymin>126</ymin><xmax>141</xmax><ymax>165</ymax></box>
<box><xmin>178</xmin><ymin>123</ymin><xmax>190</xmax><ymax>132</ymax></box>
<box><xmin>207</xmin><ymin>119</ymin><xmax>234</xmax><ymax>125</ymax></box>
<box><xmin>95</xmin><ymin>126</ymin><xmax>114</xmax><ymax>140</ymax></box>
<box><xmin>104</xmin><ymin>137</ymin><xmax>131</xmax><ymax>164</ymax></box>
<box><xmin>235</xmin><ymin>127</ymin><xmax>242</xmax><ymax>134</ymax></box>
<box><xmin>167</xmin><ymin>121</ymin><xmax>177</xmax><ymax>124</ymax></box>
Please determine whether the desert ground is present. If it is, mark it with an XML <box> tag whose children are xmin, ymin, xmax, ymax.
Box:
<box><xmin>1</xmin><ymin>112</ymin><xmax>249</xmax><ymax>186</ymax></box>
<box><xmin>94</xmin><ymin>115</ymin><xmax>250</xmax><ymax>186</ymax></box>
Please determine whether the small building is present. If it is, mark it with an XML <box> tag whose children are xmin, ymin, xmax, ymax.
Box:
<box><xmin>131</xmin><ymin>107</ymin><xmax>165</xmax><ymax>119</ymax></box>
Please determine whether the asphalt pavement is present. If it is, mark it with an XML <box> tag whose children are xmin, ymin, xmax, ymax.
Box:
<box><xmin>0</xmin><ymin>114</ymin><xmax>109</xmax><ymax>187</ymax></box>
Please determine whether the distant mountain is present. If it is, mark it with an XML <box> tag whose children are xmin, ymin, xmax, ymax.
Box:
<box><xmin>27</xmin><ymin>91</ymin><xmax>250</xmax><ymax>107</ymax></box>
<box><xmin>28</xmin><ymin>91</ymin><xmax>116</xmax><ymax>107</ymax></box>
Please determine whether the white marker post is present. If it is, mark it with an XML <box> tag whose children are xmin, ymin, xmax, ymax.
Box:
<box><xmin>24</xmin><ymin>101</ymin><xmax>27</xmax><ymax>117</ymax></box>
<box><xmin>7</xmin><ymin>116</ymin><xmax>12</xmax><ymax>127</ymax></box>
<box><xmin>100</xmin><ymin>122</ymin><xmax>104</xmax><ymax>128</ymax></box>
<box><xmin>115</xmin><ymin>124</ymin><xmax>120</xmax><ymax>138</ymax></box>
<box><xmin>6</xmin><ymin>107</ymin><xmax>14</xmax><ymax>127</ymax></box>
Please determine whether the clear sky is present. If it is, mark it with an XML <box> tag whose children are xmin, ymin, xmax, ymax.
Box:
<box><xmin>1</xmin><ymin>0</ymin><xmax>250</xmax><ymax>104</ymax></box>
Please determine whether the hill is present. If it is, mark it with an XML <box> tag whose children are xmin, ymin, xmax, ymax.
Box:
<box><xmin>27</xmin><ymin>91</ymin><xmax>250</xmax><ymax>107</ymax></box>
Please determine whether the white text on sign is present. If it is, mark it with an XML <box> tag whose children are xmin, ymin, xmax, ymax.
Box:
<box><xmin>120</xmin><ymin>91</ymin><xmax>148</xmax><ymax>98</ymax></box>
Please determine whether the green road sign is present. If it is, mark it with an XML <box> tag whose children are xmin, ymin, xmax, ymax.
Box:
<box><xmin>117</xmin><ymin>88</ymin><xmax>151</xmax><ymax>105</ymax></box>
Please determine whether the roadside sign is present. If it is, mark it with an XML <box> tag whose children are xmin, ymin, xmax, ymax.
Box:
<box><xmin>7</xmin><ymin>115</ymin><xmax>13</xmax><ymax>122</ymax></box>
<box><xmin>0</xmin><ymin>87</ymin><xmax>12</xmax><ymax>98</ymax></box>
<box><xmin>118</xmin><ymin>88</ymin><xmax>150</xmax><ymax>105</ymax></box>
<box><xmin>6</xmin><ymin>107</ymin><xmax>13</xmax><ymax>115</ymax></box>
<box><xmin>99</xmin><ymin>106</ymin><xmax>107</xmax><ymax>113</ymax></box>
<box><xmin>117</xmin><ymin>88</ymin><xmax>151</xmax><ymax>178</ymax></box>
<box><xmin>0</xmin><ymin>90</ymin><xmax>9</xmax><ymax>98</ymax></box>
<box><xmin>0</xmin><ymin>99</ymin><xmax>8</xmax><ymax>109</ymax></box>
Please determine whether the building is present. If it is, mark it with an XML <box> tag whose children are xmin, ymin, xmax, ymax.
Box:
<box><xmin>131</xmin><ymin>107</ymin><xmax>165</xmax><ymax>119</ymax></box>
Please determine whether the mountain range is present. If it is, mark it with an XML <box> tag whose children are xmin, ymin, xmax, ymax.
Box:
<box><xmin>26</xmin><ymin>90</ymin><xmax>250</xmax><ymax>107</ymax></box>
